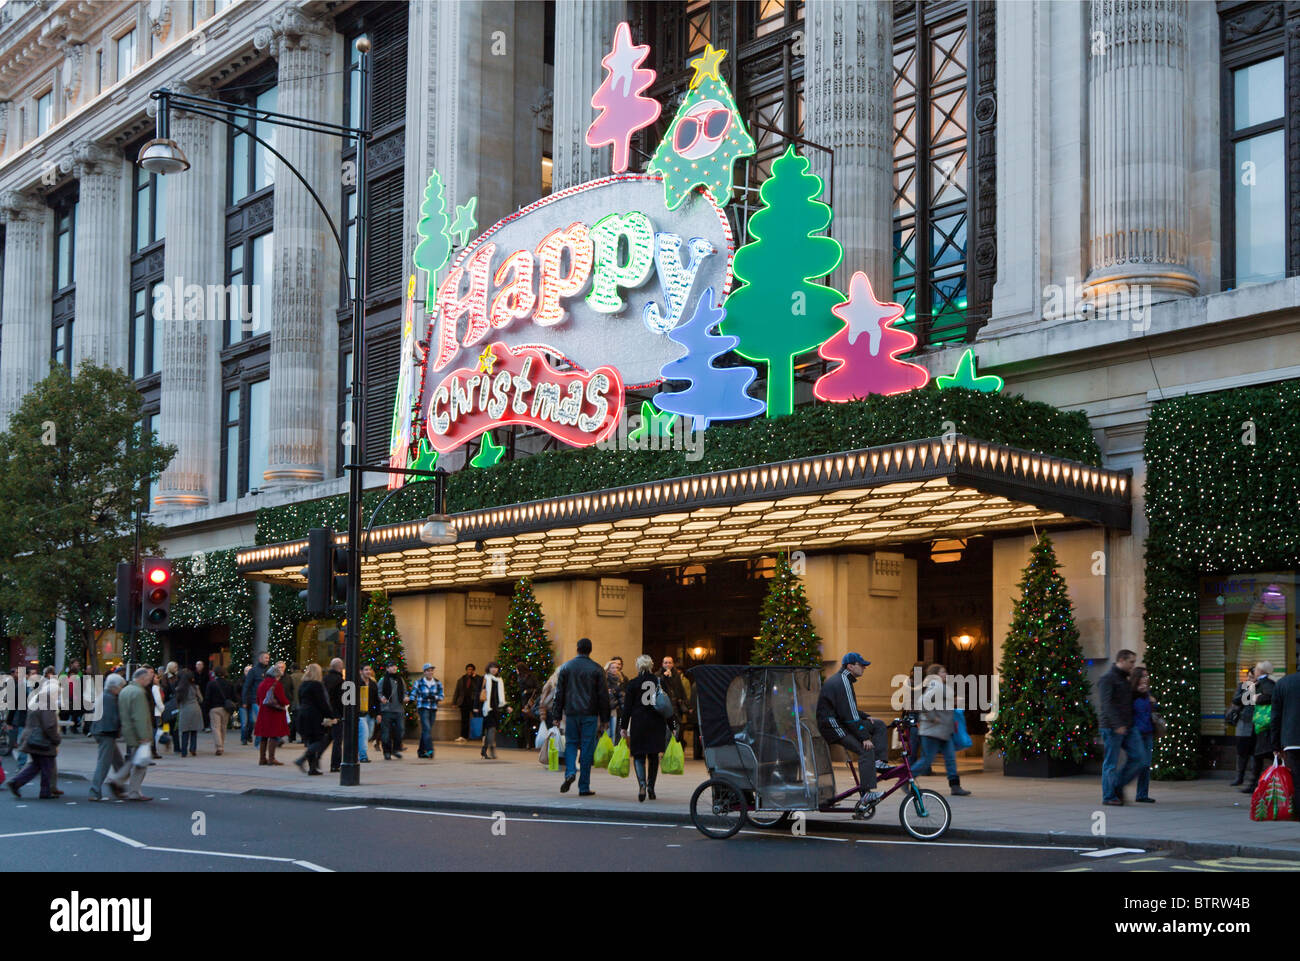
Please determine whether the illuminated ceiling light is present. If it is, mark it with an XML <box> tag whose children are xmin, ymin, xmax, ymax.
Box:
<box><xmin>930</xmin><ymin>538</ymin><xmax>966</xmax><ymax>563</ymax></box>
<box><xmin>870</xmin><ymin>453</ymin><xmax>879</xmax><ymax>472</ymax></box>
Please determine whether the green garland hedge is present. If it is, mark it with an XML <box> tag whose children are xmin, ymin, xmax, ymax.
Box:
<box><xmin>1143</xmin><ymin>380</ymin><xmax>1300</xmax><ymax>779</ymax></box>
<box><xmin>166</xmin><ymin>549</ymin><xmax>257</xmax><ymax>672</ymax></box>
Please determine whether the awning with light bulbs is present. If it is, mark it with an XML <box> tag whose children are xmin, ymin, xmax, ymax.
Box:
<box><xmin>236</xmin><ymin>435</ymin><xmax>1131</xmax><ymax>594</ymax></box>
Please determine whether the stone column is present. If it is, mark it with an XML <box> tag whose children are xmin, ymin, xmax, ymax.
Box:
<box><xmin>71</xmin><ymin>140</ymin><xmax>128</xmax><ymax>371</ymax></box>
<box><xmin>156</xmin><ymin>86</ymin><xmax>220</xmax><ymax>509</ymax></box>
<box><xmin>1085</xmin><ymin>0</ymin><xmax>1198</xmax><ymax>301</ymax></box>
<box><xmin>0</xmin><ymin>191</ymin><xmax>53</xmax><ymax>429</ymax></box>
<box><xmin>551</xmin><ymin>0</ymin><xmax>626</xmax><ymax>190</ymax></box>
<box><xmin>804</xmin><ymin>0</ymin><xmax>895</xmax><ymax>291</ymax></box>
<box><xmin>255</xmin><ymin>9</ymin><xmax>336</xmax><ymax>487</ymax></box>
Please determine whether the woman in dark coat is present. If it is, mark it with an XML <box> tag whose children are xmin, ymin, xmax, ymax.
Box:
<box><xmin>293</xmin><ymin>664</ymin><xmax>335</xmax><ymax>775</ymax></box>
<box><xmin>174</xmin><ymin>669</ymin><xmax>203</xmax><ymax>758</ymax></box>
<box><xmin>254</xmin><ymin>664</ymin><xmax>290</xmax><ymax>766</ymax></box>
<box><xmin>620</xmin><ymin>655</ymin><xmax>674</xmax><ymax>802</ymax></box>
<box><xmin>1230</xmin><ymin>667</ymin><xmax>1257</xmax><ymax>786</ymax></box>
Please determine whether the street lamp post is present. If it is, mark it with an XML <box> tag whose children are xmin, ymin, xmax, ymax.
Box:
<box><xmin>143</xmin><ymin>40</ymin><xmax>371</xmax><ymax>786</ymax></box>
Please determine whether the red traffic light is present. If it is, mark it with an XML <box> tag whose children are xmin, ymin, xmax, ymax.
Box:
<box><xmin>148</xmin><ymin>567</ymin><xmax>169</xmax><ymax>585</ymax></box>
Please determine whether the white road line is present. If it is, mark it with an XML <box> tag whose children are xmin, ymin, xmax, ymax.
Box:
<box><xmin>94</xmin><ymin>827</ymin><xmax>333</xmax><ymax>871</ymax></box>
<box><xmin>327</xmin><ymin>805</ymin><xmax>368</xmax><ymax>811</ymax></box>
<box><xmin>94</xmin><ymin>828</ymin><xmax>148</xmax><ymax>848</ymax></box>
<box><xmin>374</xmin><ymin>806</ymin><xmax>676</xmax><ymax>829</ymax></box>
<box><xmin>853</xmin><ymin>838</ymin><xmax>1096</xmax><ymax>851</ymax></box>
<box><xmin>1081</xmin><ymin>847</ymin><xmax>1146</xmax><ymax>858</ymax></box>
<box><xmin>0</xmin><ymin>827</ymin><xmax>92</xmax><ymax>840</ymax></box>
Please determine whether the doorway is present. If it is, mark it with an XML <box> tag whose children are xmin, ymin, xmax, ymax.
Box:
<box><xmin>637</xmin><ymin>558</ymin><xmax>771</xmax><ymax>669</ymax></box>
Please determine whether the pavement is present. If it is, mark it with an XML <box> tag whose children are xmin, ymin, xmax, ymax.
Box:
<box><xmin>12</xmin><ymin>730</ymin><xmax>1300</xmax><ymax>862</ymax></box>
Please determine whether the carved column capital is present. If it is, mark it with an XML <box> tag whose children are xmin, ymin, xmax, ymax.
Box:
<box><xmin>0</xmin><ymin>189</ymin><xmax>46</xmax><ymax>221</ymax></box>
<box><xmin>72</xmin><ymin>139</ymin><xmax>118</xmax><ymax>178</ymax></box>
<box><xmin>253</xmin><ymin>8</ymin><xmax>331</xmax><ymax>60</ymax></box>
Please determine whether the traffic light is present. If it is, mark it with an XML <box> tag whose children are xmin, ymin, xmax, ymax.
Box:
<box><xmin>332</xmin><ymin>543</ymin><xmax>350</xmax><ymax>609</ymax></box>
<box><xmin>298</xmin><ymin>527</ymin><xmax>333</xmax><ymax>615</ymax></box>
<box><xmin>115</xmin><ymin>562</ymin><xmax>139</xmax><ymax>634</ymax></box>
<box><xmin>140</xmin><ymin>557</ymin><xmax>173</xmax><ymax>630</ymax></box>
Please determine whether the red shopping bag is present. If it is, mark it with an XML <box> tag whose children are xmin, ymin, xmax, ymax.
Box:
<box><xmin>1250</xmin><ymin>756</ymin><xmax>1294</xmax><ymax>821</ymax></box>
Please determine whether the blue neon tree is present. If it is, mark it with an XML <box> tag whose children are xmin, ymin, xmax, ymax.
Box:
<box><xmin>656</xmin><ymin>288</ymin><xmax>765</xmax><ymax>430</ymax></box>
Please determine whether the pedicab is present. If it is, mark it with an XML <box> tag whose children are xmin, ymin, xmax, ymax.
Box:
<box><xmin>686</xmin><ymin>665</ymin><xmax>951</xmax><ymax>840</ymax></box>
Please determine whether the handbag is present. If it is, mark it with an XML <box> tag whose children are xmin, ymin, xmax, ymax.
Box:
<box><xmin>653</xmin><ymin>677</ymin><xmax>674</xmax><ymax>720</ymax></box>
<box><xmin>1151</xmin><ymin>713</ymin><xmax>1168</xmax><ymax>737</ymax></box>
<box><xmin>262</xmin><ymin>687</ymin><xmax>282</xmax><ymax>709</ymax></box>
<box><xmin>1226</xmin><ymin>705</ymin><xmax>1242</xmax><ymax>726</ymax></box>
<box><xmin>223</xmin><ymin>698</ymin><xmax>238</xmax><ymax>714</ymax></box>
<box><xmin>469</xmin><ymin>715</ymin><xmax>484</xmax><ymax>739</ymax></box>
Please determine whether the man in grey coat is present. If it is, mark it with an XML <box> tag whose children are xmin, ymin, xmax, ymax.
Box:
<box><xmin>107</xmin><ymin>667</ymin><xmax>156</xmax><ymax>802</ymax></box>
<box><xmin>89</xmin><ymin>674</ymin><xmax>127</xmax><ymax>801</ymax></box>
<box><xmin>1098</xmin><ymin>649</ymin><xmax>1142</xmax><ymax>806</ymax></box>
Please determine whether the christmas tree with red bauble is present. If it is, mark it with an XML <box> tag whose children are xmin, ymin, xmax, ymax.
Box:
<box><xmin>814</xmin><ymin>271</ymin><xmax>930</xmax><ymax>401</ymax></box>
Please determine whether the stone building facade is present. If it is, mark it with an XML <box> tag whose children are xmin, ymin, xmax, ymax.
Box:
<box><xmin>1</xmin><ymin>1</ymin><xmax>1297</xmax><ymax>748</ymax></box>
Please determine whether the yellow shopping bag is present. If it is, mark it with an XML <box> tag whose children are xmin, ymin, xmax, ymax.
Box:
<box><xmin>593</xmin><ymin>732</ymin><xmax>614</xmax><ymax>768</ymax></box>
<box><xmin>608</xmin><ymin>738</ymin><xmax>631</xmax><ymax>778</ymax></box>
<box><xmin>662</xmin><ymin>735</ymin><xmax>684</xmax><ymax>775</ymax></box>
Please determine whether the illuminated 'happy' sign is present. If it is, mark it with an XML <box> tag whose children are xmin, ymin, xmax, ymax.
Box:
<box><xmin>424</xmin><ymin>174</ymin><xmax>734</xmax><ymax>390</ymax></box>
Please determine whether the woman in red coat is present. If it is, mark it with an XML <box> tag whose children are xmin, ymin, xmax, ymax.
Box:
<box><xmin>254</xmin><ymin>664</ymin><xmax>291</xmax><ymax>766</ymax></box>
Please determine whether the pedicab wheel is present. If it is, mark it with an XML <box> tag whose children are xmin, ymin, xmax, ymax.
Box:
<box><xmin>899</xmin><ymin>787</ymin><xmax>951</xmax><ymax>840</ymax></box>
<box><xmin>746</xmin><ymin>810</ymin><xmax>793</xmax><ymax>830</ymax></box>
<box><xmin>690</xmin><ymin>777</ymin><xmax>750</xmax><ymax>839</ymax></box>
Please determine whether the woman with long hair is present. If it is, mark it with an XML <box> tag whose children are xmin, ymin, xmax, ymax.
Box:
<box><xmin>620</xmin><ymin>655</ymin><xmax>673</xmax><ymax>802</ymax></box>
<box><xmin>174</xmin><ymin>669</ymin><xmax>203</xmax><ymax>758</ymax></box>
<box><xmin>479</xmin><ymin>662</ymin><xmax>508</xmax><ymax>759</ymax></box>
<box><xmin>1130</xmin><ymin>666</ymin><xmax>1158</xmax><ymax>803</ymax></box>
<box><xmin>293</xmin><ymin>664</ymin><xmax>335</xmax><ymax>775</ymax></box>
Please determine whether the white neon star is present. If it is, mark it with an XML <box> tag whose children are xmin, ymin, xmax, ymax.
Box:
<box><xmin>832</xmin><ymin>271</ymin><xmax>905</xmax><ymax>355</ymax></box>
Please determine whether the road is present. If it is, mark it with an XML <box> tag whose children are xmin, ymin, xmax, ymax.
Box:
<box><xmin>2</xmin><ymin>786</ymin><xmax>1294</xmax><ymax>873</ymax></box>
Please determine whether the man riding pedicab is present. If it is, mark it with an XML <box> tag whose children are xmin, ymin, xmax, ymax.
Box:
<box><xmin>816</xmin><ymin>653</ymin><xmax>892</xmax><ymax>806</ymax></box>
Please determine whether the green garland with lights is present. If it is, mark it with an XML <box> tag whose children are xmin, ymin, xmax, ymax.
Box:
<box><xmin>168</xmin><ymin>549</ymin><xmax>257</xmax><ymax>672</ymax></box>
<box><xmin>1143</xmin><ymin>381</ymin><xmax>1300</xmax><ymax>780</ymax></box>
<box><xmin>987</xmin><ymin>534</ymin><xmax>1097</xmax><ymax>764</ymax></box>
<box><xmin>750</xmin><ymin>553</ymin><xmax>822</xmax><ymax>666</ymax></box>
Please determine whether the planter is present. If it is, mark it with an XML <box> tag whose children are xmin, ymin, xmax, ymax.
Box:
<box><xmin>1002</xmin><ymin>755</ymin><xmax>1084</xmax><ymax>778</ymax></box>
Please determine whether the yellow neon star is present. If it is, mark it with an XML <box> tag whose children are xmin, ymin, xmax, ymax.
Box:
<box><xmin>476</xmin><ymin>345</ymin><xmax>498</xmax><ymax>374</ymax></box>
<box><xmin>407</xmin><ymin>274</ymin><xmax>417</xmax><ymax>300</ymax></box>
<box><xmin>688</xmin><ymin>43</ymin><xmax>727</xmax><ymax>88</ymax></box>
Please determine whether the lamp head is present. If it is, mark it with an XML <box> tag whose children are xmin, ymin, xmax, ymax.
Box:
<box><xmin>138</xmin><ymin>137</ymin><xmax>190</xmax><ymax>174</ymax></box>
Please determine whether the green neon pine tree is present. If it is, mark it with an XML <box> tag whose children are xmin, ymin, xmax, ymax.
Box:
<box><xmin>412</xmin><ymin>168</ymin><xmax>453</xmax><ymax>310</ymax></box>
<box><xmin>722</xmin><ymin>146</ymin><xmax>845</xmax><ymax>419</ymax></box>
<box><xmin>987</xmin><ymin>535</ymin><xmax>1098</xmax><ymax>764</ymax></box>
<box><xmin>749</xmin><ymin>554</ymin><xmax>822</xmax><ymax>667</ymax></box>
<box><xmin>496</xmin><ymin>577</ymin><xmax>555</xmax><ymax>742</ymax></box>
<box><xmin>359</xmin><ymin>591</ymin><xmax>415</xmax><ymax>725</ymax></box>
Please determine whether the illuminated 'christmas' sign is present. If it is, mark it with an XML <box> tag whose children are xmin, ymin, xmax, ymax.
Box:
<box><xmin>426</xmin><ymin>342</ymin><xmax>623</xmax><ymax>454</ymax></box>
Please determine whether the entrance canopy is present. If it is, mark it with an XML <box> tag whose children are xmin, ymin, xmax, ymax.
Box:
<box><xmin>237</xmin><ymin>435</ymin><xmax>1130</xmax><ymax>594</ymax></box>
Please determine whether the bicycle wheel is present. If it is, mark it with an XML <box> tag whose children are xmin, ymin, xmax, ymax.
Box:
<box><xmin>898</xmin><ymin>787</ymin><xmax>951</xmax><ymax>840</ymax></box>
<box><xmin>746</xmin><ymin>810</ymin><xmax>793</xmax><ymax>830</ymax></box>
<box><xmin>690</xmin><ymin>777</ymin><xmax>749</xmax><ymax>839</ymax></box>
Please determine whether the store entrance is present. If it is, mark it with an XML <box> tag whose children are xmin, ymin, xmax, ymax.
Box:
<box><xmin>163</xmin><ymin>626</ymin><xmax>232</xmax><ymax>673</ymax></box>
<box><xmin>637</xmin><ymin>558</ymin><xmax>772</xmax><ymax>670</ymax></box>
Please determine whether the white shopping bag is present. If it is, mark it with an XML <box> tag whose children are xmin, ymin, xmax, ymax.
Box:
<box><xmin>131</xmin><ymin>742</ymin><xmax>152</xmax><ymax>768</ymax></box>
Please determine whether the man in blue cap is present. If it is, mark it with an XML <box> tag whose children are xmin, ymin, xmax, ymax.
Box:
<box><xmin>817</xmin><ymin>652</ymin><xmax>892</xmax><ymax>805</ymax></box>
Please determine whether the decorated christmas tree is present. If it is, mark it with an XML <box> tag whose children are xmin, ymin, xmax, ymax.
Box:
<box><xmin>656</xmin><ymin>288</ymin><xmax>765</xmax><ymax>429</ymax></box>
<box><xmin>412</xmin><ymin>168</ymin><xmax>452</xmax><ymax>310</ymax></box>
<box><xmin>749</xmin><ymin>554</ymin><xmax>822</xmax><ymax>667</ymax></box>
<box><xmin>646</xmin><ymin>43</ymin><xmax>755</xmax><ymax>209</ymax></box>
<box><xmin>358</xmin><ymin>591</ymin><xmax>415</xmax><ymax>725</ymax></box>
<box><xmin>722</xmin><ymin>146</ymin><xmax>845</xmax><ymax>418</ymax></box>
<box><xmin>586</xmin><ymin>21</ymin><xmax>661</xmax><ymax>174</ymax></box>
<box><xmin>496</xmin><ymin>577</ymin><xmax>555</xmax><ymax>742</ymax></box>
<box><xmin>987</xmin><ymin>535</ymin><xmax>1097</xmax><ymax>764</ymax></box>
<box><xmin>815</xmin><ymin>271</ymin><xmax>930</xmax><ymax>401</ymax></box>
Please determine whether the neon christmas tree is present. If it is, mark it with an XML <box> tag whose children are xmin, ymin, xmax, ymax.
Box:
<box><xmin>986</xmin><ymin>535</ymin><xmax>1097</xmax><ymax>765</ymax></box>
<box><xmin>815</xmin><ymin>271</ymin><xmax>930</xmax><ymax>401</ymax></box>
<box><xmin>749</xmin><ymin>554</ymin><xmax>822</xmax><ymax>667</ymax></box>
<box><xmin>722</xmin><ymin>146</ymin><xmax>844</xmax><ymax>418</ymax></box>
<box><xmin>646</xmin><ymin>43</ymin><xmax>755</xmax><ymax>209</ymax></box>
<box><xmin>586</xmin><ymin>21</ymin><xmax>661</xmax><ymax>174</ymax></box>
<box><xmin>936</xmin><ymin>347</ymin><xmax>1004</xmax><ymax>393</ymax></box>
<box><xmin>412</xmin><ymin>168</ymin><xmax>452</xmax><ymax>311</ymax></box>
<box><xmin>656</xmin><ymin>287</ymin><xmax>764</xmax><ymax>430</ymax></box>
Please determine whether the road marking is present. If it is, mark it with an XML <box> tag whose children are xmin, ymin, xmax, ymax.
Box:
<box><xmin>1081</xmin><ymin>847</ymin><xmax>1146</xmax><ymax>858</ymax></box>
<box><xmin>94</xmin><ymin>828</ymin><xmax>332</xmax><ymax>871</ymax></box>
<box><xmin>854</xmin><ymin>838</ymin><xmax>1096</xmax><ymax>852</ymax></box>
<box><xmin>327</xmin><ymin>805</ymin><xmax>368</xmax><ymax>811</ymax></box>
<box><xmin>374</xmin><ymin>806</ymin><xmax>675</xmax><ymax>829</ymax></box>
<box><xmin>732</xmin><ymin>829</ymin><xmax>849</xmax><ymax>842</ymax></box>
<box><xmin>1169</xmin><ymin>865</ymin><xmax>1215</xmax><ymax>872</ymax></box>
<box><xmin>1120</xmin><ymin>857</ymin><xmax>1165</xmax><ymax>864</ymax></box>
<box><xmin>0</xmin><ymin>827</ymin><xmax>92</xmax><ymax>840</ymax></box>
<box><xmin>1061</xmin><ymin>867</ymin><xmax>1092</xmax><ymax>872</ymax></box>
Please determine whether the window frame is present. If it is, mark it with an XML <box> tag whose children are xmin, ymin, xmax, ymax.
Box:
<box><xmin>1219</xmin><ymin>22</ymin><xmax>1291</xmax><ymax>290</ymax></box>
<box><xmin>50</xmin><ymin>189</ymin><xmax>77</xmax><ymax>370</ymax></box>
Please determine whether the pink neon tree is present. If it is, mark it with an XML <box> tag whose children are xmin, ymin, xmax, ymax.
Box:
<box><xmin>814</xmin><ymin>271</ymin><xmax>930</xmax><ymax>401</ymax></box>
<box><xmin>585</xmin><ymin>21</ymin><xmax>661</xmax><ymax>174</ymax></box>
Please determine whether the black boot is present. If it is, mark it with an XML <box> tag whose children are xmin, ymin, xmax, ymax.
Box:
<box><xmin>1230</xmin><ymin>754</ymin><xmax>1247</xmax><ymax>786</ymax></box>
<box><xmin>949</xmin><ymin>776</ymin><xmax>971</xmax><ymax>796</ymax></box>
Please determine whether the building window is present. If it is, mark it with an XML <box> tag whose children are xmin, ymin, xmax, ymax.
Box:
<box><xmin>221</xmin><ymin>387</ymin><xmax>240</xmax><ymax>502</ymax></box>
<box><xmin>225</xmin><ymin>229</ymin><xmax>273</xmax><ymax>345</ymax></box>
<box><xmin>893</xmin><ymin>5</ymin><xmax>970</xmax><ymax>348</ymax></box>
<box><xmin>228</xmin><ymin>84</ymin><xmax>277</xmax><ymax>205</ymax></box>
<box><xmin>247</xmin><ymin>378</ymin><xmax>270</xmax><ymax>494</ymax></box>
<box><xmin>36</xmin><ymin>90</ymin><xmax>52</xmax><ymax>137</ymax></box>
<box><xmin>117</xmin><ymin>29</ymin><xmax>137</xmax><ymax>81</ymax></box>
<box><xmin>1228</xmin><ymin>57</ymin><xmax>1285</xmax><ymax>287</ymax></box>
<box><xmin>129</xmin><ymin>141</ymin><xmax>166</xmax><ymax>385</ymax></box>
<box><xmin>130</xmin><ymin>283</ymin><xmax>165</xmax><ymax>379</ymax></box>
<box><xmin>141</xmin><ymin>411</ymin><xmax>161</xmax><ymax>509</ymax></box>
<box><xmin>686</xmin><ymin>0</ymin><xmax>711</xmax><ymax>55</ymax></box>
<box><xmin>51</xmin><ymin>195</ymin><xmax>76</xmax><ymax>369</ymax></box>
<box><xmin>133</xmin><ymin>158</ymin><xmax>166</xmax><ymax>251</ymax></box>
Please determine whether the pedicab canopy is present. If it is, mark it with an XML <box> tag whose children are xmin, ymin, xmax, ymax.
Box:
<box><xmin>689</xmin><ymin>665</ymin><xmax>835</xmax><ymax>810</ymax></box>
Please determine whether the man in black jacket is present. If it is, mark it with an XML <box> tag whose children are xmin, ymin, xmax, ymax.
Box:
<box><xmin>1098</xmin><ymin>649</ymin><xmax>1141</xmax><ymax>805</ymax></box>
<box><xmin>323</xmin><ymin>658</ymin><xmax>345</xmax><ymax>772</ymax></box>
<box><xmin>817</xmin><ymin>653</ymin><xmax>890</xmax><ymax>804</ymax></box>
<box><xmin>1269</xmin><ymin>667</ymin><xmax>1300</xmax><ymax>816</ymax></box>
<box><xmin>553</xmin><ymin>638</ymin><xmax>610</xmax><ymax>796</ymax></box>
<box><xmin>242</xmin><ymin>652</ymin><xmax>270</xmax><ymax>746</ymax></box>
<box><xmin>452</xmin><ymin>665</ymin><xmax>483</xmax><ymax>743</ymax></box>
